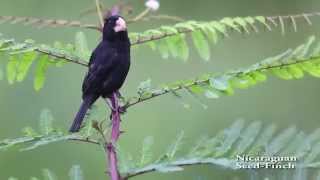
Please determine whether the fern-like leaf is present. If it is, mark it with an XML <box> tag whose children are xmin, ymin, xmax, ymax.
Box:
<box><xmin>130</xmin><ymin>13</ymin><xmax>320</xmax><ymax>61</ymax></box>
<box><xmin>125</xmin><ymin>36</ymin><xmax>320</xmax><ymax>108</ymax></box>
<box><xmin>122</xmin><ymin>120</ymin><xmax>320</xmax><ymax>179</ymax></box>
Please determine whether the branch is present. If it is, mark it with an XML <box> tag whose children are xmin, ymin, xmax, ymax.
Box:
<box><xmin>127</xmin><ymin>14</ymin><xmax>185</xmax><ymax>24</ymax></box>
<box><xmin>95</xmin><ymin>0</ymin><xmax>104</xmax><ymax>28</ymax></box>
<box><xmin>131</xmin><ymin>8</ymin><xmax>151</xmax><ymax>22</ymax></box>
<box><xmin>124</xmin><ymin>158</ymin><xmax>235</xmax><ymax>179</ymax></box>
<box><xmin>0</xmin><ymin>15</ymin><xmax>100</xmax><ymax>31</ymax></box>
<box><xmin>69</xmin><ymin>137</ymin><xmax>99</xmax><ymax>145</ymax></box>
<box><xmin>105</xmin><ymin>93</ymin><xmax>123</xmax><ymax>180</ymax></box>
<box><xmin>35</xmin><ymin>48</ymin><xmax>88</xmax><ymax>67</ymax></box>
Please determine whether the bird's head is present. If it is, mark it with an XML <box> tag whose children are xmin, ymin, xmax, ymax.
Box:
<box><xmin>103</xmin><ymin>15</ymin><xmax>128</xmax><ymax>41</ymax></box>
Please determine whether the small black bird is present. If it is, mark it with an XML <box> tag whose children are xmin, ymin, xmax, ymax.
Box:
<box><xmin>69</xmin><ymin>15</ymin><xmax>130</xmax><ymax>132</ymax></box>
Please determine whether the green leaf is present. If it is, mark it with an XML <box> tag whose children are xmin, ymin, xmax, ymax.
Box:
<box><xmin>1</xmin><ymin>43</ymin><xmax>26</xmax><ymax>51</ymax></box>
<box><xmin>301</xmin><ymin>61</ymin><xmax>320</xmax><ymax>77</ymax></box>
<box><xmin>157</xmin><ymin>39</ymin><xmax>169</xmax><ymax>59</ymax></box>
<box><xmin>204</xmin><ymin>90</ymin><xmax>219</xmax><ymax>99</ymax></box>
<box><xmin>165</xmin><ymin>131</ymin><xmax>185</xmax><ymax>160</ymax></box>
<box><xmin>230</xmin><ymin>76</ymin><xmax>251</xmax><ymax>89</ymax></box>
<box><xmin>69</xmin><ymin>165</ymin><xmax>83</xmax><ymax>180</ymax></box>
<box><xmin>231</xmin><ymin>121</ymin><xmax>262</xmax><ymax>156</ymax></box>
<box><xmin>175</xmin><ymin>22</ymin><xmax>195</xmax><ymax>31</ymax></box>
<box><xmin>287</xmin><ymin>65</ymin><xmax>304</xmax><ymax>79</ymax></box>
<box><xmin>220</xmin><ymin>17</ymin><xmax>241</xmax><ymax>33</ymax></box>
<box><xmin>202</xmin><ymin>24</ymin><xmax>218</xmax><ymax>44</ymax></box>
<box><xmin>304</xmin><ymin>142</ymin><xmax>320</xmax><ymax>164</ymax></box>
<box><xmin>209</xmin><ymin>76</ymin><xmax>230</xmax><ymax>91</ymax></box>
<box><xmin>22</xmin><ymin>126</ymin><xmax>38</xmax><ymax>137</ymax></box>
<box><xmin>191</xmin><ymin>30</ymin><xmax>210</xmax><ymax>61</ymax></box>
<box><xmin>22</xmin><ymin>134</ymin><xmax>73</xmax><ymax>151</ymax></box>
<box><xmin>234</xmin><ymin>17</ymin><xmax>250</xmax><ymax>33</ymax></box>
<box><xmin>156</xmin><ymin>165</ymin><xmax>183</xmax><ymax>172</ymax></box>
<box><xmin>8</xmin><ymin>177</ymin><xmax>18</xmax><ymax>180</ymax></box>
<box><xmin>34</xmin><ymin>55</ymin><xmax>49</xmax><ymax>91</ymax></box>
<box><xmin>250</xmin><ymin>71</ymin><xmax>267</xmax><ymax>82</ymax></box>
<box><xmin>75</xmin><ymin>31</ymin><xmax>90</xmax><ymax>59</ymax></box>
<box><xmin>211</xmin><ymin>21</ymin><xmax>228</xmax><ymax>37</ymax></box>
<box><xmin>139</xmin><ymin>136</ymin><xmax>154</xmax><ymax>166</ymax></box>
<box><xmin>248</xmin><ymin>124</ymin><xmax>276</xmax><ymax>155</ymax></box>
<box><xmin>266</xmin><ymin>126</ymin><xmax>297</xmax><ymax>155</ymax></box>
<box><xmin>6</xmin><ymin>55</ymin><xmax>18</xmax><ymax>84</ymax></box>
<box><xmin>215</xmin><ymin>119</ymin><xmax>245</xmax><ymax>156</ymax></box>
<box><xmin>160</xmin><ymin>26</ymin><xmax>179</xmax><ymax>34</ymax></box>
<box><xmin>42</xmin><ymin>169</ymin><xmax>56</xmax><ymax>180</ymax></box>
<box><xmin>255</xmin><ymin>16</ymin><xmax>271</xmax><ymax>30</ymax></box>
<box><xmin>272</xmin><ymin>68</ymin><xmax>293</xmax><ymax>80</ymax></box>
<box><xmin>281</xmin><ymin>131</ymin><xmax>306</xmax><ymax>156</ymax></box>
<box><xmin>166</xmin><ymin>36</ymin><xmax>180</xmax><ymax>58</ymax></box>
<box><xmin>16</xmin><ymin>51</ymin><xmax>37</xmax><ymax>82</ymax></box>
<box><xmin>39</xmin><ymin>109</ymin><xmax>54</xmax><ymax>135</ymax></box>
<box><xmin>0</xmin><ymin>136</ymin><xmax>34</xmax><ymax>150</ymax></box>
<box><xmin>0</xmin><ymin>66</ymin><xmax>3</xmax><ymax>81</ymax></box>
<box><xmin>118</xmin><ymin>145</ymin><xmax>136</xmax><ymax>174</ymax></box>
<box><xmin>171</xmin><ymin>34</ymin><xmax>189</xmax><ymax>61</ymax></box>
<box><xmin>137</xmin><ymin>79</ymin><xmax>152</xmax><ymax>95</ymax></box>
<box><xmin>298</xmin><ymin>35</ymin><xmax>316</xmax><ymax>59</ymax></box>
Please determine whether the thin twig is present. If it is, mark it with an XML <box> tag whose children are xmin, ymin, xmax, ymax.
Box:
<box><xmin>35</xmin><ymin>48</ymin><xmax>88</xmax><ymax>67</ymax></box>
<box><xmin>69</xmin><ymin>137</ymin><xmax>100</xmax><ymax>145</ymax></box>
<box><xmin>95</xmin><ymin>0</ymin><xmax>104</xmax><ymax>28</ymax></box>
<box><xmin>131</xmin><ymin>8</ymin><xmax>150</xmax><ymax>22</ymax></box>
<box><xmin>127</xmin><ymin>14</ymin><xmax>185</xmax><ymax>24</ymax></box>
<box><xmin>0</xmin><ymin>15</ymin><xmax>100</xmax><ymax>30</ymax></box>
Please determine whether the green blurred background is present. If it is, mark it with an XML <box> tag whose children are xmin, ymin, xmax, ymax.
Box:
<box><xmin>0</xmin><ymin>0</ymin><xmax>320</xmax><ymax>179</ymax></box>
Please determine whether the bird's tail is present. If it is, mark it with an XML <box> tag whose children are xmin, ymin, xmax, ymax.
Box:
<box><xmin>69</xmin><ymin>96</ymin><xmax>97</xmax><ymax>133</ymax></box>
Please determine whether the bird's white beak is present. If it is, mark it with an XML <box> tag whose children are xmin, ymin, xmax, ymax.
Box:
<box><xmin>114</xmin><ymin>17</ymin><xmax>127</xmax><ymax>32</ymax></box>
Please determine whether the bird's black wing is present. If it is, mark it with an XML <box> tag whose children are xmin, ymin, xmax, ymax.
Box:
<box><xmin>82</xmin><ymin>44</ymin><xmax>118</xmax><ymax>98</ymax></box>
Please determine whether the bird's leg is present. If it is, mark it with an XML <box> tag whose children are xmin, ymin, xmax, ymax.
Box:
<box><xmin>104</xmin><ymin>96</ymin><xmax>126</xmax><ymax>117</ymax></box>
<box><xmin>116</xmin><ymin>91</ymin><xmax>124</xmax><ymax>100</ymax></box>
<box><xmin>105</xmin><ymin>98</ymin><xmax>116</xmax><ymax>120</ymax></box>
<box><xmin>116</xmin><ymin>91</ymin><xmax>127</xmax><ymax>114</ymax></box>
<box><xmin>105</xmin><ymin>98</ymin><xmax>116</xmax><ymax>111</ymax></box>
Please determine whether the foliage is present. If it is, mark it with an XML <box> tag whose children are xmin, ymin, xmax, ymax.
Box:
<box><xmin>4</xmin><ymin>117</ymin><xmax>320</xmax><ymax>179</ymax></box>
<box><xmin>1</xmin><ymin>1</ymin><xmax>320</xmax><ymax>179</ymax></box>
<box><xmin>0</xmin><ymin>13</ymin><xmax>319</xmax><ymax>91</ymax></box>
<box><xmin>118</xmin><ymin>120</ymin><xmax>320</xmax><ymax>179</ymax></box>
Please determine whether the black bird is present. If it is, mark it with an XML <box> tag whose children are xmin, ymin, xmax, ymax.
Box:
<box><xmin>69</xmin><ymin>15</ymin><xmax>130</xmax><ymax>132</ymax></box>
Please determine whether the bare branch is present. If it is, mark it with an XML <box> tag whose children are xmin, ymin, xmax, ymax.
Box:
<box><xmin>127</xmin><ymin>14</ymin><xmax>185</xmax><ymax>24</ymax></box>
<box><xmin>95</xmin><ymin>0</ymin><xmax>104</xmax><ymax>28</ymax></box>
<box><xmin>0</xmin><ymin>15</ymin><xmax>100</xmax><ymax>31</ymax></box>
